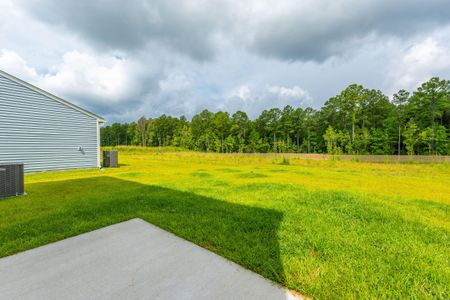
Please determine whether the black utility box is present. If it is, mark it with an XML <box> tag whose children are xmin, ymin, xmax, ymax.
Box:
<box><xmin>103</xmin><ymin>150</ymin><xmax>118</xmax><ymax>168</ymax></box>
<box><xmin>0</xmin><ymin>163</ymin><xmax>24</xmax><ymax>198</ymax></box>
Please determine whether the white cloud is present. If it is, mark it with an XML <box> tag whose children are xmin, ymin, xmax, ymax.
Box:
<box><xmin>268</xmin><ymin>85</ymin><xmax>312</xmax><ymax>101</ymax></box>
<box><xmin>40</xmin><ymin>51</ymin><xmax>142</xmax><ymax>104</ymax></box>
<box><xmin>222</xmin><ymin>84</ymin><xmax>313</xmax><ymax>118</ymax></box>
<box><xmin>0</xmin><ymin>49</ymin><xmax>39</xmax><ymax>81</ymax></box>
<box><xmin>235</xmin><ymin>85</ymin><xmax>251</xmax><ymax>101</ymax></box>
<box><xmin>0</xmin><ymin>49</ymin><xmax>143</xmax><ymax>104</ymax></box>
<box><xmin>0</xmin><ymin>49</ymin><xmax>160</xmax><ymax>121</ymax></box>
<box><xmin>386</xmin><ymin>29</ymin><xmax>450</xmax><ymax>93</ymax></box>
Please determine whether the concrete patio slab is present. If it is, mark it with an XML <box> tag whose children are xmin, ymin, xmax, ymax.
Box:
<box><xmin>0</xmin><ymin>218</ymin><xmax>300</xmax><ymax>300</ymax></box>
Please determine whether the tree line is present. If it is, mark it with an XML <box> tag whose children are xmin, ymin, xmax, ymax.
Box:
<box><xmin>101</xmin><ymin>77</ymin><xmax>450</xmax><ymax>155</ymax></box>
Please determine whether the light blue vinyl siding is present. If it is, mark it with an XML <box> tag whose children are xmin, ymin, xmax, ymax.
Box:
<box><xmin>0</xmin><ymin>74</ymin><xmax>100</xmax><ymax>173</ymax></box>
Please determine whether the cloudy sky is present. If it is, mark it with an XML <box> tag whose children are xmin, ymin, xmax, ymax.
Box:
<box><xmin>1</xmin><ymin>0</ymin><xmax>450</xmax><ymax>122</ymax></box>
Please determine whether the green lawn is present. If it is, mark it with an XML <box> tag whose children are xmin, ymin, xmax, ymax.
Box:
<box><xmin>1</xmin><ymin>147</ymin><xmax>449</xmax><ymax>299</ymax></box>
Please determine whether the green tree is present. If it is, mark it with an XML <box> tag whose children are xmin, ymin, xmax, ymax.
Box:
<box><xmin>291</xmin><ymin>108</ymin><xmax>305</xmax><ymax>152</ymax></box>
<box><xmin>303</xmin><ymin>107</ymin><xmax>316</xmax><ymax>153</ymax></box>
<box><xmin>369</xmin><ymin>128</ymin><xmax>390</xmax><ymax>155</ymax></box>
<box><xmin>354</xmin><ymin>127</ymin><xmax>370</xmax><ymax>154</ymax></box>
<box><xmin>320</xmin><ymin>85</ymin><xmax>392</xmax><ymax>153</ymax></box>
<box><xmin>339</xmin><ymin>84</ymin><xmax>366</xmax><ymax>144</ymax></box>
<box><xmin>127</xmin><ymin>122</ymin><xmax>140</xmax><ymax>145</ymax></box>
<box><xmin>137</xmin><ymin>116</ymin><xmax>147</xmax><ymax>146</ymax></box>
<box><xmin>324</xmin><ymin>126</ymin><xmax>339</xmax><ymax>154</ymax></box>
<box><xmin>410</xmin><ymin>77</ymin><xmax>450</xmax><ymax>153</ymax></box>
<box><xmin>280</xmin><ymin>105</ymin><xmax>295</xmax><ymax>151</ymax></box>
<box><xmin>173</xmin><ymin>125</ymin><xmax>192</xmax><ymax>148</ymax></box>
<box><xmin>101</xmin><ymin>75</ymin><xmax>450</xmax><ymax>156</ymax></box>
<box><xmin>420</xmin><ymin>127</ymin><xmax>434</xmax><ymax>154</ymax></box>
<box><xmin>224</xmin><ymin>135</ymin><xmax>236</xmax><ymax>153</ymax></box>
<box><xmin>256</xmin><ymin>108</ymin><xmax>281</xmax><ymax>152</ymax></box>
<box><xmin>231</xmin><ymin>111</ymin><xmax>251</xmax><ymax>152</ymax></box>
<box><xmin>435</xmin><ymin>125</ymin><xmax>449</xmax><ymax>155</ymax></box>
<box><xmin>403</xmin><ymin>122</ymin><xmax>420</xmax><ymax>155</ymax></box>
<box><xmin>392</xmin><ymin>90</ymin><xmax>409</xmax><ymax>155</ymax></box>
<box><xmin>191</xmin><ymin>110</ymin><xmax>214</xmax><ymax>151</ymax></box>
<box><xmin>212</xmin><ymin>111</ymin><xmax>232</xmax><ymax>153</ymax></box>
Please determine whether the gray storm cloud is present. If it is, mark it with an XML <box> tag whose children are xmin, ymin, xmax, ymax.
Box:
<box><xmin>1</xmin><ymin>0</ymin><xmax>450</xmax><ymax>122</ymax></box>
<box><xmin>17</xmin><ymin>0</ymin><xmax>450</xmax><ymax>61</ymax></box>
<box><xmin>17</xmin><ymin>0</ymin><xmax>231</xmax><ymax>61</ymax></box>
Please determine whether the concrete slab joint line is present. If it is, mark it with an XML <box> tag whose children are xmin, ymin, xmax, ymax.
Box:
<box><xmin>0</xmin><ymin>218</ymin><xmax>302</xmax><ymax>300</ymax></box>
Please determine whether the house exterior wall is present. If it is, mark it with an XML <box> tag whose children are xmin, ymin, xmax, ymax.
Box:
<box><xmin>0</xmin><ymin>73</ymin><xmax>101</xmax><ymax>173</ymax></box>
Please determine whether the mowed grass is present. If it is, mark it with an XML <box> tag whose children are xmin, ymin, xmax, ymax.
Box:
<box><xmin>1</xmin><ymin>147</ymin><xmax>449</xmax><ymax>299</ymax></box>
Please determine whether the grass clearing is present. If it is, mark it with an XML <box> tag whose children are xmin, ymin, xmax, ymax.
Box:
<box><xmin>1</xmin><ymin>147</ymin><xmax>449</xmax><ymax>299</ymax></box>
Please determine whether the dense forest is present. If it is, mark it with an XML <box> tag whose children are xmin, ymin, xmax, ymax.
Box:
<box><xmin>101</xmin><ymin>77</ymin><xmax>450</xmax><ymax>155</ymax></box>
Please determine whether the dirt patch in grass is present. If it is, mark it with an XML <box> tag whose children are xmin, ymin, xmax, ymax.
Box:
<box><xmin>216</xmin><ymin>168</ymin><xmax>241</xmax><ymax>173</ymax></box>
<box><xmin>191</xmin><ymin>171</ymin><xmax>212</xmax><ymax>178</ymax></box>
<box><xmin>236</xmin><ymin>172</ymin><xmax>268</xmax><ymax>178</ymax></box>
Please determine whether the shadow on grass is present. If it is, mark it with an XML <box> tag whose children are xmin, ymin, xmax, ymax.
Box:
<box><xmin>0</xmin><ymin>176</ymin><xmax>285</xmax><ymax>285</ymax></box>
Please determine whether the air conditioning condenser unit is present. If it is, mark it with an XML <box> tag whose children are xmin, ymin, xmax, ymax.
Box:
<box><xmin>0</xmin><ymin>163</ymin><xmax>24</xmax><ymax>198</ymax></box>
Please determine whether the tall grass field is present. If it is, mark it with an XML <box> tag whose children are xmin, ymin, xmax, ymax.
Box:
<box><xmin>1</xmin><ymin>147</ymin><xmax>449</xmax><ymax>299</ymax></box>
